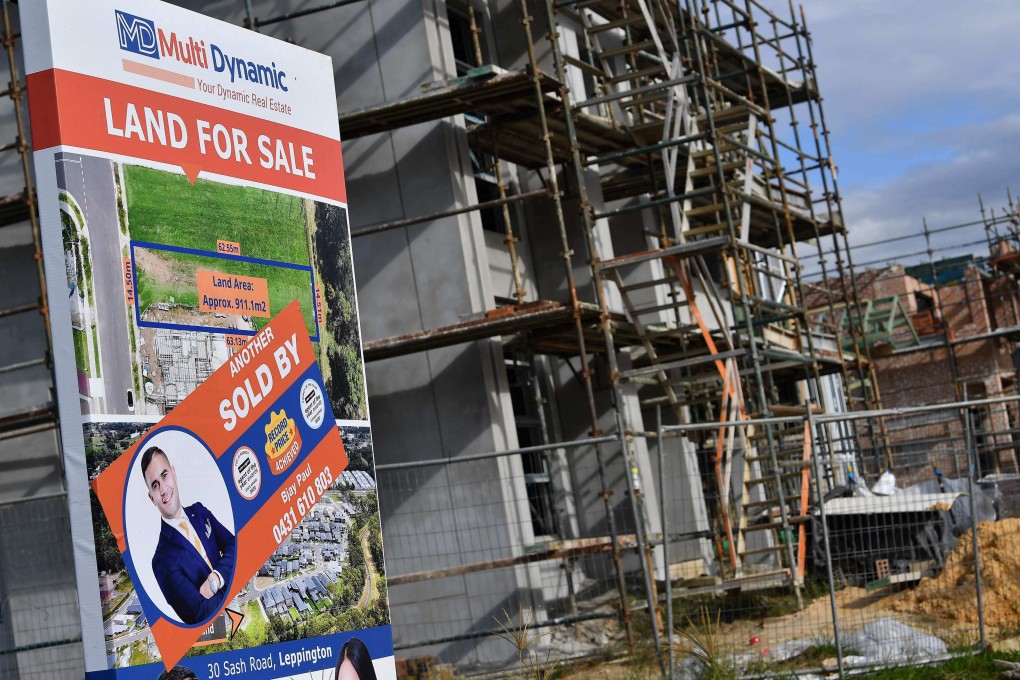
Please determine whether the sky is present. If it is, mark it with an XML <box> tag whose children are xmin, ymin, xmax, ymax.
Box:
<box><xmin>759</xmin><ymin>1</ymin><xmax>1020</xmax><ymax>269</ymax></box>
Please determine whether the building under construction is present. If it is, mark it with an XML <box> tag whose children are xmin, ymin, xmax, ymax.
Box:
<box><xmin>330</xmin><ymin>0</ymin><xmax>871</xmax><ymax>667</ymax></box>
<box><xmin>7</xmin><ymin>0</ymin><xmax>1020</xmax><ymax>677</ymax></box>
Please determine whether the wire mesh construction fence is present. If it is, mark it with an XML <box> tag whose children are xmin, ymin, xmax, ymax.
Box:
<box><xmin>0</xmin><ymin>493</ymin><xmax>84</xmax><ymax>679</ymax></box>
<box><xmin>374</xmin><ymin>396</ymin><xmax>1020</xmax><ymax>678</ymax></box>
<box><xmin>375</xmin><ymin>435</ymin><xmax>651</xmax><ymax>675</ymax></box>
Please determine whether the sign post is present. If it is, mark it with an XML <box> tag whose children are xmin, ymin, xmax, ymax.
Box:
<box><xmin>22</xmin><ymin>1</ymin><xmax>393</xmax><ymax>677</ymax></box>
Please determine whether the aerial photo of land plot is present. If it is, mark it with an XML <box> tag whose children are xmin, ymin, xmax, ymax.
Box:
<box><xmin>56</xmin><ymin>153</ymin><xmax>367</xmax><ymax>419</ymax></box>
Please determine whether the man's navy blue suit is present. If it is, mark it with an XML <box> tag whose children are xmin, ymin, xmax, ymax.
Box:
<box><xmin>152</xmin><ymin>502</ymin><xmax>236</xmax><ymax>625</ymax></box>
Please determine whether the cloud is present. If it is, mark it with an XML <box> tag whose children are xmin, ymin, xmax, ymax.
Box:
<box><xmin>753</xmin><ymin>2</ymin><xmax>1020</xmax><ymax>272</ymax></box>
<box><xmin>843</xmin><ymin>114</ymin><xmax>1020</xmax><ymax>253</ymax></box>
<box><xmin>796</xmin><ymin>1</ymin><xmax>1020</xmax><ymax>133</ymax></box>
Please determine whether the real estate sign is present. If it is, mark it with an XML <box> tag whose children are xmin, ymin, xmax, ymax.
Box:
<box><xmin>22</xmin><ymin>1</ymin><xmax>393</xmax><ymax>677</ymax></box>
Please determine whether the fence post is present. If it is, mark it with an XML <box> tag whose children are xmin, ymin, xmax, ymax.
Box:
<box><xmin>657</xmin><ymin>406</ymin><xmax>675</xmax><ymax>679</ymax></box>
<box><xmin>808</xmin><ymin>408</ymin><xmax>844</xmax><ymax>677</ymax></box>
<box><xmin>961</xmin><ymin>403</ymin><xmax>987</xmax><ymax>648</ymax></box>
<box><xmin>613</xmin><ymin>410</ymin><xmax>663</xmax><ymax>670</ymax></box>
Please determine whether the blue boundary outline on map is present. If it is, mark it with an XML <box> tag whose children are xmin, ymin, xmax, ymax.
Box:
<box><xmin>129</xmin><ymin>240</ymin><xmax>320</xmax><ymax>342</ymax></box>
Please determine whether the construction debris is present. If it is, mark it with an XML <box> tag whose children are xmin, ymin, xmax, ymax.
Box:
<box><xmin>994</xmin><ymin>659</ymin><xmax>1020</xmax><ymax>680</ymax></box>
<box><xmin>895</xmin><ymin>519</ymin><xmax>1020</xmax><ymax>628</ymax></box>
<box><xmin>842</xmin><ymin>618</ymin><xmax>947</xmax><ymax>663</ymax></box>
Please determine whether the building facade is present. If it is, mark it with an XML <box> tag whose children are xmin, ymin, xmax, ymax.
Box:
<box><xmin>0</xmin><ymin>0</ymin><xmax>866</xmax><ymax>674</ymax></box>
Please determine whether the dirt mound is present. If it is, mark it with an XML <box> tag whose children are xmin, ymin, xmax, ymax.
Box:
<box><xmin>894</xmin><ymin>519</ymin><xmax>1020</xmax><ymax>628</ymax></box>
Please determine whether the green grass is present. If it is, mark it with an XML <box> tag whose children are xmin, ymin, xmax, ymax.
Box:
<box><xmin>61</xmin><ymin>209</ymin><xmax>87</xmax><ymax>291</ymax></box>
<box><xmin>115</xmin><ymin>170</ymin><xmax>128</xmax><ymax>235</ymax></box>
<box><xmin>114</xmin><ymin>571</ymin><xmax>133</xmax><ymax>590</ymax></box>
<box><xmin>59</xmin><ymin>198</ymin><xmax>95</xmax><ymax>307</ymax></box>
<box><xmin>128</xmin><ymin>641</ymin><xmax>152</xmax><ymax>666</ymax></box>
<box><xmin>559</xmin><ymin>650</ymin><xmax>1020</xmax><ymax>680</ymax></box>
<box><xmin>243</xmin><ymin>600</ymin><xmax>268</xmax><ymax>645</ymax></box>
<box><xmin>362</xmin><ymin>526</ymin><xmax>381</xmax><ymax>603</ymax></box>
<box><xmin>72</xmin><ymin>328</ymin><xmax>90</xmax><ymax>375</ymax></box>
<box><xmin>859</xmin><ymin>650</ymin><xmax>1020</xmax><ymax>679</ymax></box>
<box><xmin>60</xmin><ymin>210</ymin><xmax>75</xmax><ymax>242</ymax></box>
<box><xmin>59</xmin><ymin>192</ymin><xmax>85</xmax><ymax>228</ymax></box>
<box><xmin>134</xmin><ymin>248</ymin><xmax>316</xmax><ymax>334</ymax></box>
<box><xmin>91</xmin><ymin>326</ymin><xmax>102</xmax><ymax>378</ymax></box>
<box><xmin>124</xmin><ymin>165</ymin><xmax>309</xmax><ymax>265</ymax></box>
<box><xmin>288</xmin><ymin>607</ymin><xmax>299</xmax><ymax>622</ymax></box>
<box><xmin>80</xmin><ymin>234</ymin><xmax>94</xmax><ymax>307</ymax></box>
<box><xmin>127</xmin><ymin>314</ymin><xmax>139</xmax><ymax>395</ymax></box>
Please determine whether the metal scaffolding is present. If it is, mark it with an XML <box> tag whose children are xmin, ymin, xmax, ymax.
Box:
<box><xmin>237</xmin><ymin>0</ymin><xmax>879</xmax><ymax>662</ymax></box>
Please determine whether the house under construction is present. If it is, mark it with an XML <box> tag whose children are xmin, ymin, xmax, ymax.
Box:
<box><xmin>0</xmin><ymin>0</ymin><xmax>911</xmax><ymax>674</ymax></box>
<box><xmin>804</xmin><ymin>200</ymin><xmax>1020</xmax><ymax>491</ymax></box>
<box><xmin>262</xmin><ymin>0</ymin><xmax>874</xmax><ymax>667</ymax></box>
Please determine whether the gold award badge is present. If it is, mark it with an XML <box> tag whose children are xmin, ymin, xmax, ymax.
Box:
<box><xmin>264</xmin><ymin>409</ymin><xmax>302</xmax><ymax>475</ymax></box>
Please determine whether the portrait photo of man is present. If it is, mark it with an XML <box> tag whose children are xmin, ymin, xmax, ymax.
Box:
<box><xmin>141</xmin><ymin>445</ymin><xmax>237</xmax><ymax>625</ymax></box>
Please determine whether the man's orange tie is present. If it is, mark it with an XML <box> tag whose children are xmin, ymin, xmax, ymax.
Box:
<box><xmin>179</xmin><ymin>519</ymin><xmax>213</xmax><ymax>570</ymax></box>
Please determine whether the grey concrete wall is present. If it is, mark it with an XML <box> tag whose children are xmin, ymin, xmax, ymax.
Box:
<box><xmin>488</xmin><ymin>0</ymin><xmax>554</xmax><ymax>73</ymax></box>
<box><xmin>0</xmin><ymin>232</ymin><xmax>83</xmax><ymax>677</ymax></box>
<box><xmin>0</xmin><ymin>242</ymin><xmax>52</xmax><ymax>428</ymax></box>
<box><xmin>484</xmin><ymin>223</ymin><xmax>539</xmax><ymax>302</ymax></box>
<box><xmin>0</xmin><ymin>496</ymin><xmax>84</xmax><ymax>680</ymax></box>
<box><xmin>516</xmin><ymin>166</ymin><xmax>612</xmax><ymax>307</ymax></box>
<box><xmin>548</xmin><ymin>353</ymin><xmax>642</xmax><ymax>574</ymax></box>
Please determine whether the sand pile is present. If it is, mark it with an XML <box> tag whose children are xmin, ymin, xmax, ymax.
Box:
<box><xmin>894</xmin><ymin>519</ymin><xmax>1020</xmax><ymax>628</ymax></box>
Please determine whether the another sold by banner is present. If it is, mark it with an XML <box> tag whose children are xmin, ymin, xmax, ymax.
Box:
<box><xmin>23</xmin><ymin>0</ymin><xmax>394</xmax><ymax>678</ymax></box>
<box><xmin>91</xmin><ymin>301</ymin><xmax>347</xmax><ymax>668</ymax></box>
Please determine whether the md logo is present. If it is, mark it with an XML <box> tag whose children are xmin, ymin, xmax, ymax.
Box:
<box><xmin>115</xmin><ymin>10</ymin><xmax>159</xmax><ymax>59</ymax></box>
